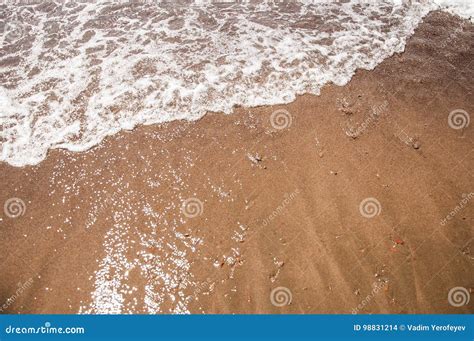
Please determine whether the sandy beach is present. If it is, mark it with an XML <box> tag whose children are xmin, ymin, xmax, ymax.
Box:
<box><xmin>0</xmin><ymin>7</ymin><xmax>473</xmax><ymax>314</ymax></box>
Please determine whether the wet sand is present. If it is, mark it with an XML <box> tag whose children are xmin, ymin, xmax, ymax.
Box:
<box><xmin>0</xmin><ymin>11</ymin><xmax>473</xmax><ymax>314</ymax></box>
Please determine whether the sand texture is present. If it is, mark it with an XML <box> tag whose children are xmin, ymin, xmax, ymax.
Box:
<box><xmin>0</xmin><ymin>11</ymin><xmax>473</xmax><ymax>314</ymax></box>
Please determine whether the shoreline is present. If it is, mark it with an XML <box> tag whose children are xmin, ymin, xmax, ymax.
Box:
<box><xmin>0</xmin><ymin>7</ymin><xmax>469</xmax><ymax>170</ymax></box>
<box><xmin>0</xmin><ymin>0</ymin><xmax>436</xmax><ymax>168</ymax></box>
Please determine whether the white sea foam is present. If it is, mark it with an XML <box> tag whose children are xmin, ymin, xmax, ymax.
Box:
<box><xmin>433</xmin><ymin>0</ymin><xmax>474</xmax><ymax>21</ymax></box>
<box><xmin>0</xmin><ymin>0</ymin><xmax>471</xmax><ymax>166</ymax></box>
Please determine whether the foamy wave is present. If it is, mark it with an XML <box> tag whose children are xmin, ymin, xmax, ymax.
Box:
<box><xmin>0</xmin><ymin>0</ymin><xmax>465</xmax><ymax>166</ymax></box>
<box><xmin>433</xmin><ymin>0</ymin><xmax>474</xmax><ymax>21</ymax></box>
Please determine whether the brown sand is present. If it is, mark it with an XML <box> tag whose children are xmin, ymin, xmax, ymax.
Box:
<box><xmin>0</xmin><ymin>11</ymin><xmax>473</xmax><ymax>314</ymax></box>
